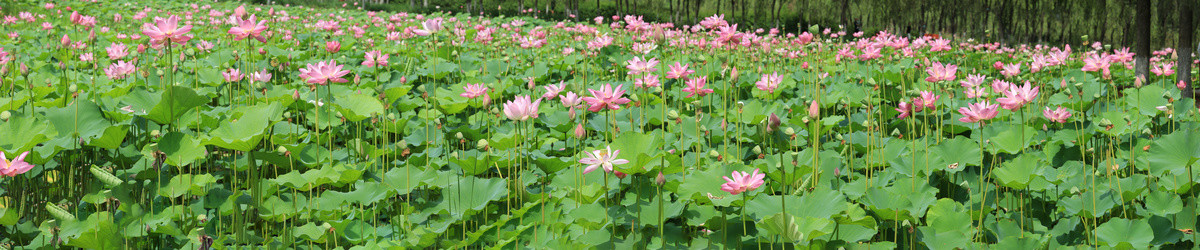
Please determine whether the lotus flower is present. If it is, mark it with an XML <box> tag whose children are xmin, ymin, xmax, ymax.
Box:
<box><xmin>542</xmin><ymin>82</ymin><xmax>565</xmax><ymax>100</ymax></box>
<box><xmin>106</xmin><ymin>42</ymin><xmax>128</xmax><ymax>60</ymax></box>
<box><xmin>461</xmin><ymin>83</ymin><xmax>488</xmax><ymax>99</ymax></box>
<box><xmin>141</xmin><ymin>15</ymin><xmax>192</xmax><ymax>47</ymax></box>
<box><xmin>756</xmin><ymin>72</ymin><xmax>783</xmax><ymax>93</ymax></box>
<box><xmin>222</xmin><ymin>69</ymin><xmax>244</xmax><ymax>82</ymax></box>
<box><xmin>1042</xmin><ymin>107</ymin><xmax>1071</xmax><ymax>123</ymax></box>
<box><xmin>625</xmin><ymin>56</ymin><xmax>659</xmax><ymax>75</ymax></box>
<box><xmin>925</xmin><ymin>62</ymin><xmax>957</xmax><ymax>82</ymax></box>
<box><xmin>227</xmin><ymin>14</ymin><xmax>268</xmax><ymax>42</ymax></box>
<box><xmin>896</xmin><ymin>101</ymin><xmax>913</xmax><ymax>119</ymax></box>
<box><xmin>104</xmin><ymin>61</ymin><xmax>136</xmax><ymax>80</ymax></box>
<box><xmin>581</xmin><ymin>83</ymin><xmax>632</xmax><ymax>112</ymax></box>
<box><xmin>579</xmin><ymin>146</ymin><xmax>628</xmax><ymax>175</ymax></box>
<box><xmin>682</xmin><ymin>76</ymin><xmax>714</xmax><ymax>98</ymax></box>
<box><xmin>362</xmin><ymin>50</ymin><xmax>389</xmax><ymax>67</ymax></box>
<box><xmin>996</xmin><ymin>81</ymin><xmax>1039</xmax><ymax>110</ymax></box>
<box><xmin>298</xmin><ymin>60</ymin><xmax>350</xmax><ymax>85</ymax></box>
<box><xmin>957</xmin><ymin>101</ymin><xmax>1000</xmax><ymax>123</ymax></box>
<box><xmin>721</xmin><ymin>169</ymin><xmax>765</xmax><ymax>195</ymax></box>
<box><xmin>918</xmin><ymin>91</ymin><xmax>939</xmax><ymax>109</ymax></box>
<box><xmin>0</xmin><ymin>151</ymin><xmax>35</xmax><ymax>177</ymax></box>
<box><xmin>247</xmin><ymin>69</ymin><xmax>272</xmax><ymax>83</ymax></box>
<box><xmin>413</xmin><ymin>17</ymin><xmax>443</xmax><ymax>36</ymax></box>
<box><xmin>325</xmin><ymin>41</ymin><xmax>341</xmax><ymax>53</ymax></box>
<box><xmin>666</xmin><ymin>62</ymin><xmax>694</xmax><ymax>79</ymax></box>
<box><xmin>635</xmin><ymin>74</ymin><xmax>660</xmax><ymax>89</ymax></box>
<box><xmin>502</xmin><ymin>95</ymin><xmax>541</xmax><ymax>121</ymax></box>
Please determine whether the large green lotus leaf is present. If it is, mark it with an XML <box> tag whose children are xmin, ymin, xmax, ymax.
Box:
<box><xmin>85</xmin><ymin>125</ymin><xmax>128</xmax><ymax>149</ymax></box>
<box><xmin>933</xmin><ymin>136</ymin><xmax>982</xmax><ymax>170</ymax></box>
<box><xmin>439</xmin><ymin>176</ymin><xmax>508</xmax><ymax>217</ymax></box>
<box><xmin>206</xmin><ymin>104</ymin><xmax>281</xmax><ymax>151</ymax></box>
<box><xmin>1146</xmin><ymin>129</ymin><xmax>1199</xmax><ymax>177</ymax></box>
<box><xmin>59</xmin><ymin>211</ymin><xmax>122</xmax><ymax>249</ymax></box>
<box><xmin>1123</xmin><ymin>84</ymin><xmax>1167</xmax><ymax>117</ymax></box>
<box><xmin>158</xmin><ymin>174</ymin><xmax>216</xmax><ymax>198</ymax></box>
<box><xmin>635</xmin><ymin>193</ymin><xmax>687</xmax><ymax>227</ymax></box>
<box><xmin>1061</xmin><ymin>190</ymin><xmax>1117</xmax><ymax>218</ymax></box>
<box><xmin>123</xmin><ymin>86</ymin><xmax>209</xmax><ymax>125</ymax></box>
<box><xmin>293</xmin><ymin>222</ymin><xmax>331</xmax><ymax>243</ymax></box>
<box><xmin>991</xmin><ymin>154</ymin><xmax>1045</xmax><ymax>189</ymax></box>
<box><xmin>1144</xmin><ymin>190</ymin><xmax>1183</xmax><ymax>216</ymax></box>
<box><xmin>918</xmin><ymin>226</ymin><xmax>971</xmax><ymax>250</ymax></box>
<box><xmin>746</xmin><ymin>189</ymin><xmax>845</xmax><ymax>220</ymax></box>
<box><xmin>448</xmin><ymin>149</ymin><xmax>493</xmax><ymax>175</ymax></box>
<box><xmin>333</xmin><ymin>92</ymin><xmax>384</xmax><ymax>122</ymax></box>
<box><xmin>0</xmin><ymin>115</ymin><xmax>56</xmax><ymax>155</ymax></box>
<box><xmin>989</xmin><ymin>124</ymin><xmax>1036</xmax><ymax>154</ymax></box>
<box><xmin>45</xmin><ymin>99</ymin><xmax>111</xmax><ymax>140</ymax></box>
<box><xmin>1094</xmin><ymin>218</ymin><xmax>1153</xmax><ymax>249</ymax></box>
<box><xmin>158</xmin><ymin>132</ymin><xmax>206</xmax><ymax>167</ymax></box>
<box><xmin>759</xmin><ymin>212</ymin><xmax>834</xmax><ymax>244</ymax></box>
<box><xmin>609</xmin><ymin>130</ymin><xmax>663</xmax><ymax>174</ymax></box>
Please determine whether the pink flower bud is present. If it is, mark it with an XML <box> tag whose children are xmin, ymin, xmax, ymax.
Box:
<box><xmin>807</xmin><ymin>100</ymin><xmax>820</xmax><ymax>118</ymax></box>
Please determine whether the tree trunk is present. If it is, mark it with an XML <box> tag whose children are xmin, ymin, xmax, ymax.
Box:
<box><xmin>1179</xmin><ymin>0</ymin><xmax>1195</xmax><ymax>97</ymax></box>
<box><xmin>1135</xmin><ymin>0</ymin><xmax>1151</xmax><ymax>78</ymax></box>
<box><xmin>840</xmin><ymin>0</ymin><xmax>849</xmax><ymax>30</ymax></box>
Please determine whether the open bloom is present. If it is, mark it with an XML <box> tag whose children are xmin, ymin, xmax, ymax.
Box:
<box><xmin>502</xmin><ymin>95</ymin><xmax>541</xmax><ymax>121</ymax></box>
<box><xmin>925</xmin><ymin>62</ymin><xmax>957</xmax><ymax>82</ymax></box>
<box><xmin>104</xmin><ymin>61</ymin><xmax>136</xmax><ymax>80</ymax></box>
<box><xmin>141</xmin><ymin>15</ymin><xmax>192</xmax><ymax>47</ymax></box>
<box><xmin>918</xmin><ymin>91</ymin><xmax>939</xmax><ymax>109</ymax></box>
<box><xmin>721</xmin><ymin>169</ymin><xmax>765</xmax><ymax>195</ymax></box>
<box><xmin>298</xmin><ymin>60</ymin><xmax>350</xmax><ymax>85</ymax></box>
<box><xmin>999</xmin><ymin>63</ymin><xmax>1021</xmax><ymax>77</ymax></box>
<box><xmin>362</xmin><ymin>50</ymin><xmax>389</xmax><ymax>67</ymax></box>
<box><xmin>625</xmin><ymin>56</ymin><xmax>659</xmax><ymax>75</ymax></box>
<box><xmin>542</xmin><ymin>82</ymin><xmax>565</xmax><ymax>100</ymax></box>
<box><xmin>682</xmin><ymin>76</ymin><xmax>714</xmax><ymax>98</ymax></box>
<box><xmin>996</xmin><ymin>81</ymin><xmax>1039</xmax><ymax>110</ymax></box>
<box><xmin>247</xmin><ymin>69</ymin><xmax>271</xmax><ymax>83</ymax></box>
<box><xmin>460</xmin><ymin>83</ymin><xmax>488</xmax><ymax>99</ymax></box>
<box><xmin>960</xmin><ymin>74</ymin><xmax>986</xmax><ymax>88</ymax></box>
<box><xmin>896</xmin><ymin>101</ymin><xmax>914</xmax><ymax>119</ymax></box>
<box><xmin>1043</xmin><ymin>106</ymin><xmax>1072</xmax><ymax>123</ymax></box>
<box><xmin>634</xmin><ymin>74</ymin><xmax>660</xmax><ymax>89</ymax></box>
<box><xmin>106</xmin><ymin>42</ymin><xmax>128</xmax><ymax>60</ymax></box>
<box><xmin>580</xmin><ymin>146</ymin><xmax>629</xmax><ymax>175</ymax></box>
<box><xmin>0</xmin><ymin>151</ymin><xmax>34</xmax><ymax>177</ymax></box>
<box><xmin>227</xmin><ymin>14</ymin><xmax>268</xmax><ymax>42</ymax></box>
<box><xmin>957</xmin><ymin>100</ymin><xmax>1000</xmax><ymax>123</ymax></box>
<box><xmin>756</xmin><ymin>72</ymin><xmax>783</xmax><ymax>93</ymax></box>
<box><xmin>666</xmin><ymin>62</ymin><xmax>694</xmax><ymax>79</ymax></box>
<box><xmin>581</xmin><ymin>83</ymin><xmax>632</xmax><ymax>112</ymax></box>
<box><xmin>325</xmin><ymin>41</ymin><xmax>341</xmax><ymax>53</ymax></box>
<box><xmin>413</xmin><ymin>17</ymin><xmax>443</xmax><ymax>36</ymax></box>
<box><xmin>222</xmin><ymin>69</ymin><xmax>244</xmax><ymax>82</ymax></box>
<box><xmin>1151</xmin><ymin>62</ymin><xmax>1174</xmax><ymax>76</ymax></box>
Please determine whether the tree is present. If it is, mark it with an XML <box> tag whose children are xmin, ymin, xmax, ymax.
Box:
<box><xmin>1134</xmin><ymin>0</ymin><xmax>1151</xmax><ymax>78</ymax></box>
<box><xmin>1179</xmin><ymin>0</ymin><xmax>1194</xmax><ymax>98</ymax></box>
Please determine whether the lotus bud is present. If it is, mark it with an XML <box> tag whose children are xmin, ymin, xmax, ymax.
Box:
<box><xmin>766</xmin><ymin>113</ymin><xmax>781</xmax><ymax>132</ymax></box>
<box><xmin>729</xmin><ymin>67</ymin><xmax>739</xmax><ymax>82</ymax></box>
<box><xmin>476</xmin><ymin>139</ymin><xmax>489</xmax><ymax>150</ymax></box>
<box><xmin>292</xmin><ymin>90</ymin><xmax>300</xmax><ymax>100</ymax></box>
<box><xmin>573</xmin><ymin>123</ymin><xmax>586</xmax><ymax>138</ymax></box>
<box><xmin>19</xmin><ymin>63</ymin><xmax>28</xmax><ymax>75</ymax></box>
<box><xmin>655</xmin><ymin>171</ymin><xmax>665</xmax><ymax>186</ymax></box>
<box><xmin>807</xmin><ymin>100</ymin><xmax>820</xmax><ymax>118</ymax></box>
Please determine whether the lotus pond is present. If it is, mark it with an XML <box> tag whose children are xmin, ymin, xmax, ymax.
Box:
<box><xmin>0</xmin><ymin>1</ymin><xmax>1197</xmax><ymax>249</ymax></box>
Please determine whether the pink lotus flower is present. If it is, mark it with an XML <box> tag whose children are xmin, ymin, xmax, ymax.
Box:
<box><xmin>227</xmin><ymin>14</ymin><xmax>268</xmax><ymax>42</ymax></box>
<box><xmin>928</xmin><ymin>38</ymin><xmax>951</xmax><ymax>52</ymax></box>
<box><xmin>756</xmin><ymin>72</ymin><xmax>783</xmax><ymax>93</ymax></box>
<box><xmin>460</xmin><ymin>83</ymin><xmax>488</xmax><ymax>99</ymax></box>
<box><xmin>222</xmin><ymin>69</ymin><xmax>244</xmax><ymax>82</ymax></box>
<box><xmin>1151</xmin><ymin>62</ymin><xmax>1174</xmax><ymax>76</ymax></box>
<box><xmin>582</xmin><ymin>83</ymin><xmax>632</xmax><ymax>112</ymax></box>
<box><xmin>104</xmin><ymin>61</ymin><xmax>136</xmax><ymax>80</ymax></box>
<box><xmin>666</xmin><ymin>62</ymin><xmax>694</xmax><ymax>79</ymax></box>
<box><xmin>502</xmin><ymin>95</ymin><xmax>542</xmax><ymax>121</ymax></box>
<box><xmin>918</xmin><ymin>91</ymin><xmax>939</xmax><ymax>109</ymax></box>
<box><xmin>325</xmin><ymin>41</ymin><xmax>341</xmax><ymax>53</ymax></box>
<box><xmin>963</xmin><ymin>86</ymin><xmax>988</xmax><ymax>98</ymax></box>
<box><xmin>542</xmin><ymin>82</ymin><xmax>565</xmax><ymax>100</ymax></box>
<box><xmin>957</xmin><ymin>101</ymin><xmax>1000</xmax><ymax>123</ymax></box>
<box><xmin>247</xmin><ymin>69</ymin><xmax>272</xmax><ymax>83</ymax></box>
<box><xmin>808</xmin><ymin>100</ymin><xmax>820</xmax><ymax>118</ymax></box>
<box><xmin>720</xmin><ymin>169</ymin><xmax>765</xmax><ymax>195</ymax></box>
<box><xmin>561</xmin><ymin>91</ymin><xmax>583</xmax><ymax>108</ymax></box>
<box><xmin>999</xmin><ymin>63</ymin><xmax>1021</xmax><ymax>77</ymax></box>
<box><xmin>960</xmin><ymin>74</ymin><xmax>986</xmax><ymax>88</ymax></box>
<box><xmin>682</xmin><ymin>76</ymin><xmax>714</xmax><ymax>98</ymax></box>
<box><xmin>106</xmin><ymin>42</ymin><xmax>128</xmax><ymax>60</ymax></box>
<box><xmin>413</xmin><ymin>17</ymin><xmax>443</xmax><ymax>36</ymax></box>
<box><xmin>141</xmin><ymin>15</ymin><xmax>193</xmax><ymax>47</ymax></box>
<box><xmin>991</xmin><ymin>79</ymin><xmax>1013</xmax><ymax>94</ymax></box>
<box><xmin>924</xmin><ymin>62</ymin><xmax>957</xmax><ymax>82</ymax></box>
<box><xmin>635</xmin><ymin>74</ymin><xmax>660</xmax><ymax>89</ymax></box>
<box><xmin>1081</xmin><ymin>53</ymin><xmax>1112</xmax><ymax>78</ymax></box>
<box><xmin>0</xmin><ymin>151</ymin><xmax>35</xmax><ymax>177</ymax></box>
<box><xmin>625</xmin><ymin>56</ymin><xmax>659</xmax><ymax>75</ymax></box>
<box><xmin>996</xmin><ymin>81</ymin><xmax>1039</xmax><ymax>110</ymax></box>
<box><xmin>362</xmin><ymin>50</ymin><xmax>389</xmax><ymax>67</ymax></box>
<box><xmin>298</xmin><ymin>60</ymin><xmax>350</xmax><ymax>85</ymax></box>
<box><xmin>579</xmin><ymin>146</ymin><xmax>629</xmax><ymax>175</ymax></box>
<box><xmin>1178</xmin><ymin>81</ymin><xmax>1189</xmax><ymax>90</ymax></box>
<box><xmin>896</xmin><ymin>101</ymin><xmax>913</xmax><ymax>119</ymax></box>
<box><xmin>1042</xmin><ymin>106</ymin><xmax>1071</xmax><ymax>123</ymax></box>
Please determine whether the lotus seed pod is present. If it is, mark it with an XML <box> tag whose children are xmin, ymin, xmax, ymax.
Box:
<box><xmin>708</xmin><ymin>150</ymin><xmax>719</xmax><ymax>158</ymax></box>
<box><xmin>835</xmin><ymin>133</ymin><xmax>844</xmax><ymax>140</ymax></box>
<box><xmin>801</xmin><ymin>116</ymin><xmax>810</xmax><ymax>123</ymax></box>
<box><xmin>1142</xmin><ymin>128</ymin><xmax>1152</xmax><ymax>135</ymax></box>
<box><xmin>416</xmin><ymin>84</ymin><xmax>426</xmax><ymax>93</ymax></box>
<box><xmin>784</xmin><ymin>127</ymin><xmax>796</xmax><ymax>136</ymax></box>
<box><xmin>667</xmin><ymin>110</ymin><xmax>679</xmax><ymax>119</ymax></box>
<box><xmin>0</xmin><ymin>111</ymin><xmax>10</xmax><ymax>121</ymax></box>
<box><xmin>68</xmin><ymin>84</ymin><xmax>77</xmax><ymax>92</ymax></box>
<box><xmin>476</xmin><ymin>139</ymin><xmax>489</xmax><ymax>150</ymax></box>
<box><xmin>1097</xmin><ymin>118</ymin><xmax>1112</xmax><ymax>127</ymax></box>
<box><xmin>752</xmin><ymin>146</ymin><xmax>762</xmax><ymax>154</ymax></box>
<box><xmin>150</xmin><ymin>130</ymin><xmax>161</xmax><ymax>138</ymax></box>
<box><xmin>652</xmin><ymin>86</ymin><xmax>662</xmax><ymax>93</ymax></box>
<box><xmin>455</xmin><ymin>132</ymin><xmax>464</xmax><ymax>140</ymax></box>
<box><xmin>490</xmin><ymin>107</ymin><xmax>499</xmax><ymax>114</ymax></box>
<box><xmin>387</xmin><ymin>113</ymin><xmax>396</xmax><ymax>120</ymax></box>
<box><xmin>156</xmin><ymin>69</ymin><xmax>165</xmax><ymax>76</ymax></box>
<box><xmin>891</xmin><ymin>128</ymin><xmax>900</xmax><ymax>137</ymax></box>
<box><xmin>1092</xmin><ymin>93</ymin><xmax>1100</xmax><ymax>99</ymax></box>
<box><xmin>398</xmin><ymin>139</ymin><xmax>408</xmax><ymax>147</ymax></box>
<box><xmin>276</xmin><ymin>146</ymin><xmax>288</xmax><ymax>154</ymax></box>
<box><xmin>450</xmin><ymin>151</ymin><xmax>459</xmax><ymax>158</ymax></box>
